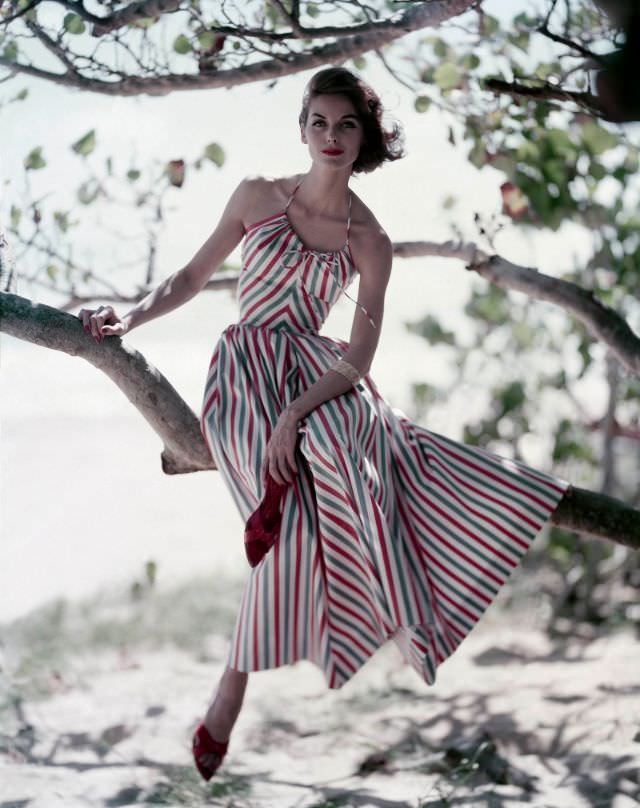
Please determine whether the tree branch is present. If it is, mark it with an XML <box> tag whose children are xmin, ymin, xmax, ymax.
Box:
<box><xmin>392</xmin><ymin>239</ymin><xmax>640</xmax><ymax>377</ymax></box>
<box><xmin>0</xmin><ymin>0</ymin><xmax>476</xmax><ymax>96</ymax></box>
<box><xmin>0</xmin><ymin>291</ymin><xmax>215</xmax><ymax>474</ymax></box>
<box><xmin>536</xmin><ymin>22</ymin><xmax>605</xmax><ymax>62</ymax></box>
<box><xmin>551</xmin><ymin>485</ymin><xmax>639</xmax><ymax>548</ymax></box>
<box><xmin>483</xmin><ymin>77</ymin><xmax>608</xmax><ymax>119</ymax></box>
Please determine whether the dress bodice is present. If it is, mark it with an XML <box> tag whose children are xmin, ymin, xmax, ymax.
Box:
<box><xmin>236</xmin><ymin>176</ymin><xmax>376</xmax><ymax>334</ymax></box>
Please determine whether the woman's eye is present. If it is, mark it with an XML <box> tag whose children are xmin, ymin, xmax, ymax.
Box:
<box><xmin>312</xmin><ymin>121</ymin><xmax>356</xmax><ymax>127</ymax></box>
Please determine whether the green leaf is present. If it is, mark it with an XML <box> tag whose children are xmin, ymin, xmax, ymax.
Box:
<box><xmin>543</xmin><ymin>158</ymin><xmax>568</xmax><ymax>186</ymax></box>
<box><xmin>71</xmin><ymin>129</ymin><xmax>96</xmax><ymax>157</ymax></box>
<box><xmin>432</xmin><ymin>38</ymin><xmax>448</xmax><ymax>59</ymax></box>
<box><xmin>414</xmin><ymin>95</ymin><xmax>431</xmax><ymax>113</ymax></box>
<box><xmin>306</xmin><ymin>2</ymin><xmax>319</xmax><ymax>18</ymax></box>
<box><xmin>173</xmin><ymin>34</ymin><xmax>192</xmax><ymax>54</ymax></box>
<box><xmin>623</xmin><ymin>149</ymin><xmax>639</xmax><ymax>172</ymax></box>
<box><xmin>546</xmin><ymin>128</ymin><xmax>575</xmax><ymax>157</ymax></box>
<box><xmin>513</xmin><ymin>12</ymin><xmax>535</xmax><ymax>28</ymax></box>
<box><xmin>197</xmin><ymin>30</ymin><xmax>217</xmax><ymax>50</ymax></box>
<box><xmin>434</xmin><ymin>62</ymin><xmax>462</xmax><ymax>92</ymax></box>
<box><xmin>63</xmin><ymin>13</ymin><xmax>86</xmax><ymax>34</ymax></box>
<box><xmin>77</xmin><ymin>179</ymin><xmax>101</xmax><ymax>205</ymax></box>
<box><xmin>203</xmin><ymin>142</ymin><xmax>225</xmax><ymax>167</ymax></box>
<box><xmin>3</xmin><ymin>41</ymin><xmax>18</xmax><ymax>62</ymax></box>
<box><xmin>552</xmin><ymin>419</ymin><xmax>595</xmax><ymax>463</ymax></box>
<box><xmin>461</xmin><ymin>53</ymin><xmax>480</xmax><ymax>70</ymax></box>
<box><xmin>46</xmin><ymin>264</ymin><xmax>59</xmax><ymax>281</ymax></box>
<box><xmin>264</xmin><ymin>1</ymin><xmax>278</xmax><ymax>26</ymax></box>
<box><xmin>14</xmin><ymin>87</ymin><xmax>28</xmax><ymax>101</ymax></box>
<box><xmin>352</xmin><ymin>55</ymin><xmax>366</xmax><ymax>70</ymax></box>
<box><xmin>490</xmin><ymin>153</ymin><xmax>516</xmax><ymax>175</ymax></box>
<box><xmin>534</xmin><ymin>62</ymin><xmax>556</xmax><ymax>81</ymax></box>
<box><xmin>10</xmin><ymin>205</ymin><xmax>21</xmax><ymax>228</ymax></box>
<box><xmin>482</xmin><ymin>14</ymin><xmax>500</xmax><ymax>36</ymax></box>
<box><xmin>24</xmin><ymin>146</ymin><xmax>46</xmax><ymax>170</ymax></box>
<box><xmin>127</xmin><ymin>168</ymin><xmax>141</xmax><ymax>181</ymax></box>
<box><xmin>497</xmin><ymin>381</ymin><xmax>525</xmax><ymax>416</ymax></box>
<box><xmin>419</xmin><ymin>66</ymin><xmax>434</xmax><ymax>84</ymax></box>
<box><xmin>405</xmin><ymin>313</ymin><xmax>456</xmax><ymax>346</ymax></box>
<box><xmin>465</xmin><ymin>286</ymin><xmax>510</xmax><ymax>323</ymax></box>
<box><xmin>468</xmin><ymin>140</ymin><xmax>486</xmax><ymax>169</ymax></box>
<box><xmin>581</xmin><ymin>122</ymin><xmax>619</xmax><ymax>155</ymax></box>
<box><xmin>53</xmin><ymin>211</ymin><xmax>70</xmax><ymax>232</ymax></box>
<box><xmin>509</xmin><ymin>31</ymin><xmax>529</xmax><ymax>52</ymax></box>
<box><xmin>145</xmin><ymin>560</ymin><xmax>157</xmax><ymax>587</ymax></box>
<box><xmin>516</xmin><ymin>140</ymin><xmax>539</xmax><ymax>162</ymax></box>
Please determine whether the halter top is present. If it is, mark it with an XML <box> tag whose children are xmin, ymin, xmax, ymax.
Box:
<box><xmin>237</xmin><ymin>176</ymin><xmax>377</xmax><ymax>333</ymax></box>
<box><xmin>284</xmin><ymin>174</ymin><xmax>353</xmax><ymax>253</ymax></box>
<box><xmin>283</xmin><ymin>175</ymin><xmax>376</xmax><ymax>328</ymax></box>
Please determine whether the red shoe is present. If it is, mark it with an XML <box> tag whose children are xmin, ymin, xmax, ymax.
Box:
<box><xmin>244</xmin><ymin>472</ymin><xmax>289</xmax><ymax>567</ymax></box>
<box><xmin>192</xmin><ymin>721</ymin><xmax>229</xmax><ymax>781</ymax></box>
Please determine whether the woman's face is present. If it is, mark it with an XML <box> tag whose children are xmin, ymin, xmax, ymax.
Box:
<box><xmin>301</xmin><ymin>94</ymin><xmax>364</xmax><ymax>170</ymax></box>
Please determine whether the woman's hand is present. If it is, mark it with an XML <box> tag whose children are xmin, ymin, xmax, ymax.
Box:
<box><xmin>78</xmin><ymin>305</ymin><xmax>129</xmax><ymax>343</ymax></box>
<box><xmin>262</xmin><ymin>409</ymin><xmax>301</xmax><ymax>485</ymax></box>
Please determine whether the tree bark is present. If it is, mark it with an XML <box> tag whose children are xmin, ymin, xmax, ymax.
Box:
<box><xmin>0</xmin><ymin>291</ymin><xmax>215</xmax><ymax>474</ymax></box>
<box><xmin>0</xmin><ymin>0</ymin><xmax>476</xmax><ymax>96</ymax></box>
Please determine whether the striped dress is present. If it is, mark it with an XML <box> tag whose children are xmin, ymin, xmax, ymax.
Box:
<box><xmin>200</xmin><ymin>176</ymin><xmax>570</xmax><ymax>689</ymax></box>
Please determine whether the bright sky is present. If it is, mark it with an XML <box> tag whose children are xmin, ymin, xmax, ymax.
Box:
<box><xmin>0</xmin><ymin>1</ymin><xmax>609</xmax><ymax>621</ymax></box>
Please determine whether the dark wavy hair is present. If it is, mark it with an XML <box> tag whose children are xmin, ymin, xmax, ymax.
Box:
<box><xmin>298</xmin><ymin>66</ymin><xmax>405</xmax><ymax>174</ymax></box>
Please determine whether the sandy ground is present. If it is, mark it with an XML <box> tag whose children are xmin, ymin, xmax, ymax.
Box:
<box><xmin>1</xmin><ymin>573</ymin><xmax>639</xmax><ymax>808</ymax></box>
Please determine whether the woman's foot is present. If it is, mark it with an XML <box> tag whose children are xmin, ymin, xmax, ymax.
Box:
<box><xmin>192</xmin><ymin>666</ymin><xmax>248</xmax><ymax>781</ymax></box>
<box><xmin>192</xmin><ymin>722</ymin><xmax>228</xmax><ymax>781</ymax></box>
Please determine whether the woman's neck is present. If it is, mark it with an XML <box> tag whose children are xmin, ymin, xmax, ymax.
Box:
<box><xmin>295</xmin><ymin>167</ymin><xmax>352</xmax><ymax>217</ymax></box>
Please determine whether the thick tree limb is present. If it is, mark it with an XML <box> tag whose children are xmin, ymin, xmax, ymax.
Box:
<box><xmin>0</xmin><ymin>291</ymin><xmax>216</xmax><ymax>474</ymax></box>
<box><xmin>551</xmin><ymin>485</ymin><xmax>639</xmax><ymax>548</ymax></box>
<box><xmin>0</xmin><ymin>0</ymin><xmax>476</xmax><ymax>96</ymax></box>
<box><xmin>392</xmin><ymin>240</ymin><xmax>640</xmax><ymax>377</ymax></box>
<box><xmin>483</xmin><ymin>77</ymin><xmax>607</xmax><ymax>119</ymax></box>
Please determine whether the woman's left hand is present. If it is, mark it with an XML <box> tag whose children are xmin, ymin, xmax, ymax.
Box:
<box><xmin>262</xmin><ymin>408</ymin><xmax>301</xmax><ymax>485</ymax></box>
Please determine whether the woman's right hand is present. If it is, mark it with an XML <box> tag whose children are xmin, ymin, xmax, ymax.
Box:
<box><xmin>78</xmin><ymin>305</ymin><xmax>129</xmax><ymax>343</ymax></box>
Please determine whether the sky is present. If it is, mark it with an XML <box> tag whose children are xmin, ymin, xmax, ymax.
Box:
<box><xmin>0</xmin><ymin>1</ymin><xmax>611</xmax><ymax>621</ymax></box>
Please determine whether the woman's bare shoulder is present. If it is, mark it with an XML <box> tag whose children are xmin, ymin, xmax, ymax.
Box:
<box><xmin>241</xmin><ymin>173</ymin><xmax>302</xmax><ymax>228</ymax></box>
<box><xmin>349</xmin><ymin>192</ymin><xmax>391</xmax><ymax>266</ymax></box>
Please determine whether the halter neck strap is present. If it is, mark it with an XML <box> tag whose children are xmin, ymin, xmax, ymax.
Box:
<box><xmin>285</xmin><ymin>175</ymin><xmax>352</xmax><ymax>247</ymax></box>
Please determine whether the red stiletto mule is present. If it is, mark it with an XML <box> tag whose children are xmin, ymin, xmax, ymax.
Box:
<box><xmin>244</xmin><ymin>472</ymin><xmax>288</xmax><ymax>567</ymax></box>
<box><xmin>192</xmin><ymin>721</ymin><xmax>229</xmax><ymax>781</ymax></box>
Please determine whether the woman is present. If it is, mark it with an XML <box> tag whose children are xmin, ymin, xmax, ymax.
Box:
<box><xmin>78</xmin><ymin>67</ymin><xmax>571</xmax><ymax>781</ymax></box>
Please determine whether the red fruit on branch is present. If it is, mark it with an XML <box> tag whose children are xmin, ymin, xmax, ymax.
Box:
<box><xmin>167</xmin><ymin>159</ymin><xmax>185</xmax><ymax>188</ymax></box>
<box><xmin>500</xmin><ymin>181</ymin><xmax>529</xmax><ymax>219</ymax></box>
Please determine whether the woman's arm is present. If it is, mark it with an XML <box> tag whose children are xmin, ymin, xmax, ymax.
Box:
<box><xmin>288</xmin><ymin>229</ymin><xmax>393</xmax><ymax>420</ymax></box>
<box><xmin>83</xmin><ymin>177</ymin><xmax>260</xmax><ymax>339</ymax></box>
<box><xmin>116</xmin><ymin>177</ymin><xmax>255</xmax><ymax>333</ymax></box>
<box><xmin>262</xmin><ymin>228</ymin><xmax>392</xmax><ymax>484</ymax></box>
